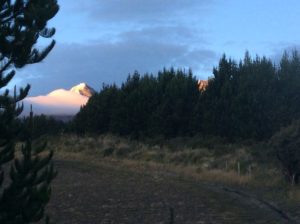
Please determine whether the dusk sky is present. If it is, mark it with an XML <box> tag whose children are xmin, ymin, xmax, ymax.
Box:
<box><xmin>12</xmin><ymin>0</ymin><xmax>300</xmax><ymax>95</ymax></box>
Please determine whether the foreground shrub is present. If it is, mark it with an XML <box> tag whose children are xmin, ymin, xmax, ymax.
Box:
<box><xmin>270</xmin><ymin>120</ymin><xmax>300</xmax><ymax>185</ymax></box>
<box><xmin>0</xmin><ymin>0</ymin><xmax>59</xmax><ymax>222</ymax></box>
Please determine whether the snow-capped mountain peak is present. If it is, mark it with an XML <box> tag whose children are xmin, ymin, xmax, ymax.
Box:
<box><xmin>23</xmin><ymin>83</ymin><xmax>96</xmax><ymax>116</ymax></box>
<box><xmin>70</xmin><ymin>83</ymin><xmax>96</xmax><ymax>97</ymax></box>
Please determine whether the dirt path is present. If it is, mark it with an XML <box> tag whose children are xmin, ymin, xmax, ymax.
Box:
<box><xmin>46</xmin><ymin>157</ymin><xmax>291</xmax><ymax>224</ymax></box>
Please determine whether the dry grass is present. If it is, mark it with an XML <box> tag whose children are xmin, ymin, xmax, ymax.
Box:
<box><xmin>197</xmin><ymin>169</ymin><xmax>252</xmax><ymax>185</ymax></box>
<box><xmin>50</xmin><ymin>134</ymin><xmax>251</xmax><ymax>162</ymax></box>
<box><xmin>53</xmin><ymin>147</ymin><xmax>253</xmax><ymax>188</ymax></box>
<box><xmin>47</xmin><ymin>134</ymin><xmax>291</xmax><ymax>190</ymax></box>
<box><xmin>288</xmin><ymin>187</ymin><xmax>300</xmax><ymax>201</ymax></box>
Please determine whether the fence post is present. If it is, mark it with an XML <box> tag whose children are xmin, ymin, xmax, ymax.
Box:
<box><xmin>248</xmin><ymin>165</ymin><xmax>252</xmax><ymax>176</ymax></box>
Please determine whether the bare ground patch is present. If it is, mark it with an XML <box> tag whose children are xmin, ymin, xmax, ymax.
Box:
<box><xmin>44</xmin><ymin>152</ymin><xmax>293</xmax><ymax>224</ymax></box>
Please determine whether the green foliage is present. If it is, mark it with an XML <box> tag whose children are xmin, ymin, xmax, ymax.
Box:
<box><xmin>269</xmin><ymin>120</ymin><xmax>300</xmax><ymax>185</ymax></box>
<box><xmin>0</xmin><ymin>111</ymin><xmax>57</xmax><ymax>223</ymax></box>
<box><xmin>0</xmin><ymin>0</ymin><xmax>58</xmax><ymax>223</ymax></box>
<box><xmin>17</xmin><ymin>114</ymin><xmax>65</xmax><ymax>140</ymax></box>
<box><xmin>102</xmin><ymin>147</ymin><xmax>114</xmax><ymax>157</ymax></box>
<box><xmin>200</xmin><ymin>53</ymin><xmax>277</xmax><ymax>140</ymax></box>
<box><xmin>74</xmin><ymin>51</ymin><xmax>300</xmax><ymax>143</ymax></box>
<box><xmin>200</xmin><ymin>51</ymin><xmax>300</xmax><ymax>140</ymax></box>
<box><xmin>74</xmin><ymin>68</ymin><xmax>200</xmax><ymax>138</ymax></box>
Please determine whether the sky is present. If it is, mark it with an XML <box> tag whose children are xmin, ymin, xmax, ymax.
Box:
<box><xmin>11</xmin><ymin>0</ymin><xmax>300</xmax><ymax>96</ymax></box>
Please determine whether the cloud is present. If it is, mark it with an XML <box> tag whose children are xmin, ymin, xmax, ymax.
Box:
<box><xmin>118</xmin><ymin>26</ymin><xmax>208</xmax><ymax>46</ymax></box>
<box><xmin>265</xmin><ymin>43</ymin><xmax>300</xmax><ymax>66</ymax></box>
<box><xmin>13</xmin><ymin>1</ymin><xmax>217</xmax><ymax>95</ymax></box>
<box><xmin>53</xmin><ymin>0</ymin><xmax>214</xmax><ymax>45</ymax></box>
<box><xmin>75</xmin><ymin>0</ymin><xmax>213</xmax><ymax>24</ymax></box>
<box><xmin>20</xmin><ymin>32</ymin><xmax>216</xmax><ymax>96</ymax></box>
<box><xmin>175</xmin><ymin>49</ymin><xmax>217</xmax><ymax>75</ymax></box>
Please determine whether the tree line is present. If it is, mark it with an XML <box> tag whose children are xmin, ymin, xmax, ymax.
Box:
<box><xmin>72</xmin><ymin>51</ymin><xmax>300</xmax><ymax>141</ymax></box>
<box><xmin>73</xmin><ymin>68</ymin><xmax>199</xmax><ymax>138</ymax></box>
<box><xmin>17</xmin><ymin>114</ymin><xmax>65</xmax><ymax>140</ymax></box>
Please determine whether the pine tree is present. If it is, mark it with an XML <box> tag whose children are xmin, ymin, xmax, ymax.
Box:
<box><xmin>0</xmin><ymin>0</ymin><xmax>59</xmax><ymax>223</ymax></box>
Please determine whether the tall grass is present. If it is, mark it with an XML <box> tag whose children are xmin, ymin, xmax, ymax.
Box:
<box><xmin>47</xmin><ymin>134</ymin><xmax>264</xmax><ymax>185</ymax></box>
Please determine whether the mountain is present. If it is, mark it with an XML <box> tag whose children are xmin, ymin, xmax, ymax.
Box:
<box><xmin>70</xmin><ymin>83</ymin><xmax>96</xmax><ymax>97</ymax></box>
<box><xmin>23</xmin><ymin>83</ymin><xmax>96</xmax><ymax>116</ymax></box>
<box><xmin>198</xmin><ymin>80</ymin><xmax>208</xmax><ymax>91</ymax></box>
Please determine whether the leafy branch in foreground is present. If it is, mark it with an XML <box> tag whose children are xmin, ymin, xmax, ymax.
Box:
<box><xmin>0</xmin><ymin>108</ymin><xmax>57</xmax><ymax>223</ymax></box>
<box><xmin>0</xmin><ymin>0</ymin><xmax>59</xmax><ymax>223</ymax></box>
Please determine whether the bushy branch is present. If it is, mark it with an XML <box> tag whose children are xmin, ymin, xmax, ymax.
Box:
<box><xmin>0</xmin><ymin>0</ymin><xmax>59</xmax><ymax>223</ymax></box>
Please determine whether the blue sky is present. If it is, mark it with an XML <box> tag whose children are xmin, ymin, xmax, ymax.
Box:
<box><xmin>13</xmin><ymin>0</ymin><xmax>300</xmax><ymax>95</ymax></box>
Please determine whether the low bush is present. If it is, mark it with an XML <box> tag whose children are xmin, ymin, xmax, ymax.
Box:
<box><xmin>269</xmin><ymin>120</ymin><xmax>300</xmax><ymax>185</ymax></box>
